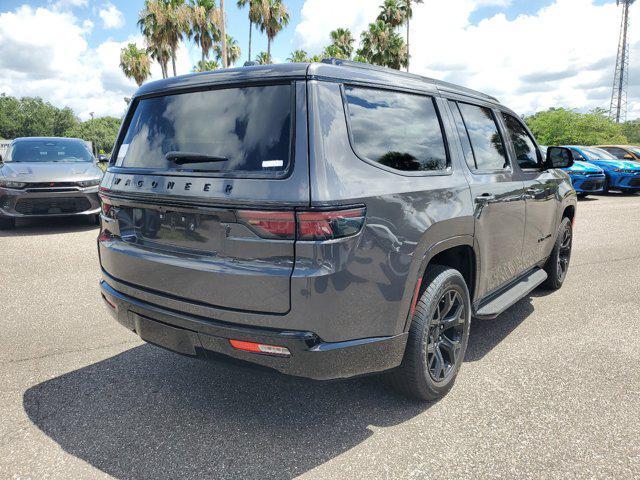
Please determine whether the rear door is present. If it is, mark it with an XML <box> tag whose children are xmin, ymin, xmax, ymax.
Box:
<box><xmin>500</xmin><ymin>112</ymin><xmax>558</xmax><ymax>268</ymax></box>
<box><xmin>99</xmin><ymin>81</ymin><xmax>309</xmax><ymax>314</ymax></box>
<box><xmin>447</xmin><ymin>100</ymin><xmax>526</xmax><ymax>298</ymax></box>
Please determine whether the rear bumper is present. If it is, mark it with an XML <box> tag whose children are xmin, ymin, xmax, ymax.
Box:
<box><xmin>0</xmin><ymin>186</ymin><xmax>100</xmax><ymax>217</ymax></box>
<box><xmin>100</xmin><ymin>280</ymin><xmax>407</xmax><ymax>380</ymax></box>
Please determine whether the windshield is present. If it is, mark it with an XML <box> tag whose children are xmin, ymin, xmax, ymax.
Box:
<box><xmin>630</xmin><ymin>147</ymin><xmax>640</xmax><ymax>156</ymax></box>
<box><xmin>7</xmin><ymin>139</ymin><xmax>94</xmax><ymax>163</ymax></box>
<box><xmin>580</xmin><ymin>147</ymin><xmax>617</xmax><ymax>160</ymax></box>
<box><xmin>115</xmin><ymin>83</ymin><xmax>293</xmax><ymax>176</ymax></box>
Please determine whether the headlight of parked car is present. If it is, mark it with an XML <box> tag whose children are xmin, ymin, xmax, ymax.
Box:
<box><xmin>78</xmin><ymin>178</ymin><xmax>102</xmax><ymax>187</ymax></box>
<box><xmin>0</xmin><ymin>180</ymin><xmax>27</xmax><ymax>189</ymax></box>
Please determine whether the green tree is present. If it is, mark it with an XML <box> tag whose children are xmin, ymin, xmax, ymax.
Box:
<box><xmin>0</xmin><ymin>95</ymin><xmax>79</xmax><ymax>139</ymax></box>
<box><xmin>65</xmin><ymin>117</ymin><xmax>122</xmax><ymax>155</ymax></box>
<box><xmin>525</xmin><ymin>108</ymin><xmax>628</xmax><ymax>146</ymax></box>
<box><xmin>254</xmin><ymin>51</ymin><xmax>272</xmax><ymax>64</ymax></box>
<box><xmin>329</xmin><ymin>28</ymin><xmax>355</xmax><ymax>59</ymax></box>
<box><xmin>119</xmin><ymin>43</ymin><xmax>152</xmax><ymax>86</ymax></box>
<box><xmin>138</xmin><ymin>0</ymin><xmax>191</xmax><ymax>77</ymax></box>
<box><xmin>357</xmin><ymin>19</ymin><xmax>408</xmax><ymax>69</ymax></box>
<box><xmin>193</xmin><ymin>59</ymin><xmax>220</xmax><ymax>71</ymax></box>
<box><xmin>213</xmin><ymin>34</ymin><xmax>241</xmax><ymax>65</ymax></box>
<box><xmin>237</xmin><ymin>0</ymin><xmax>264</xmax><ymax>63</ymax></box>
<box><xmin>377</xmin><ymin>0</ymin><xmax>407</xmax><ymax>27</ymax></box>
<box><xmin>188</xmin><ymin>0</ymin><xmax>221</xmax><ymax>63</ymax></box>
<box><xmin>259</xmin><ymin>0</ymin><xmax>289</xmax><ymax>61</ymax></box>
<box><xmin>287</xmin><ymin>49</ymin><xmax>309</xmax><ymax>62</ymax></box>
<box><xmin>621</xmin><ymin>119</ymin><xmax>640</xmax><ymax>144</ymax></box>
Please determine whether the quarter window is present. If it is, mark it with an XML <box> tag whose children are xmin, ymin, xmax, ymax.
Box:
<box><xmin>344</xmin><ymin>86</ymin><xmax>448</xmax><ymax>172</ymax></box>
<box><xmin>456</xmin><ymin>102</ymin><xmax>508</xmax><ymax>171</ymax></box>
<box><xmin>502</xmin><ymin>113</ymin><xmax>541</xmax><ymax>169</ymax></box>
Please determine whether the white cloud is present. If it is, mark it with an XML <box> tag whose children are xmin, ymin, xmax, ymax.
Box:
<box><xmin>296</xmin><ymin>0</ymin><xmax>640</xmax><ymax>119</ymax></box>
<box><xmin>0</xmin><ymin>5</ymin><xmax>191</xmax><ymax>120</ymax></box>
<box><xmin>99</xmin><ymin>2</ymin><xmax>125</xmax><ymax>29</ymax></box>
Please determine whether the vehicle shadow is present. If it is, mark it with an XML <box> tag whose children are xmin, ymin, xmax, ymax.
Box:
<box><xmin>465</xmin><ymin>295</ymin><xmax>535</xmax><ymax>362</ymax></box>
<box><xmin>23</xmin><ymin>345</ymin><xmax>428</xmax><ymax>480</ymax></box>
<box><xmin>23</xmin><ymin>295</ymin><xmax>538</xmax><ymax>479</ymax></box>
<box><xmin>0</xmin><ymin>216</ymin><xmax>97</xmax><ymax>237</ymax></box>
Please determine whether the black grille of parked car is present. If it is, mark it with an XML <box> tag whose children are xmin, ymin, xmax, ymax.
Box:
<box><xmin>580</xmin><ymin>180</ymin><xmax>604</xmax><ymax>191</ymax></box>
<box><xmin>15</xmin><ymin>197</ymin><xmax>92</xmax><ymax>215</ymax></box>
<box><xmin>630</xmin><ymin>178</ymin><xmax>640</xmax><ymax>187</ymax></box>
<box><xmin>23</xmin><ymin>182</ymin><xmax>81</xmax><ymax>192</ymax></box>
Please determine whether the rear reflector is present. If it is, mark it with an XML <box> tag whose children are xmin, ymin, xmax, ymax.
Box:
<box><xmin>101</xmin><ymin>294</ymin><xmax>117</xmax><ymax>310</ymax></box>
<box><xmin>237</xmin><ymin>207</ymin><xmax>366</xmax><ymax>241</ymax></box>
<box><xmin>229</xmin><ymin>339</ymin><xmax>291</xmax><ymax>357</ymax></box>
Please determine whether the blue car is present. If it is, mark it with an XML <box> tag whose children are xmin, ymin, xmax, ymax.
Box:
<box><xmin>564</xmin><ymin>146</ymin><xmax>640</xmax><ymax>194</ymax></box>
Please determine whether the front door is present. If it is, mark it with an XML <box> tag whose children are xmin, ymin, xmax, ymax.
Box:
<box><xmin>500</xmin><ymin>112</ymin><xmax>558</xmax><ymax>269</ymax></box>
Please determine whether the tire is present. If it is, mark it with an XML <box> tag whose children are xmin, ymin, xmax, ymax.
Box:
<box><xmin>542</xmin><ymin>216</ymin><xmax>572</xmax><ymax>290</ymax></box>
<box><xmin>388</xmin><ymin>265</ymin><xmax>471</xmax><ymax>401</ymax></box>
<box><xmin>602</xmin><ymin>177</ymin><xmax>610</xmax><ymax>194</ymax></box>
<box><xmin>0</xmin><ymin>216</ymin><xmax>16</xmax><ymax>230</ymax></box>
<box><xmin>91</xmin><ymin>214</ymin><xmax>100</xmax><ymax>225</ymax></box>
<box><xmin>576</xmin><ymin>192</ymin><xmax>587</xmax><ymax>199</ymax></box>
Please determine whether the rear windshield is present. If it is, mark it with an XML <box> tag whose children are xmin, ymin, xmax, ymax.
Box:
<box><xmin>7</xmin><ymin>140</ymin><xmax>93</xmax><ymax>163</ymax></box>
<box><xmin>115</xmin><ymin>84</ymin><xmax>293</xmax><ymax>176</ymax></box>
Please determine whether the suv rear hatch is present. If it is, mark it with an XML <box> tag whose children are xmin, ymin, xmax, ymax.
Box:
<box><xmin>99</xmin><ymin>81</ymin><xmax>310</xmax><ymax>314</ymax></box>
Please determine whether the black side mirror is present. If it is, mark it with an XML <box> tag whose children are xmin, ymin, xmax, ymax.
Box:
<box><xmin>545</xmin><ymin>146</ymin><xmax>574</xmax><ymax>169</ymax></box>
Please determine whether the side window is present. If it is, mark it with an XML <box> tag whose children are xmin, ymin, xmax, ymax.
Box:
<box><xmin>456</xmin><ymin>102</ymin><xmax>508</xmax><ymax>171</ymax></box>
<box><xmin>344</xmin><ymin>86</ymin><xmax>448</xmax><ymax>172</ymax></box>
<box><xmin>502</xmin><ymin>113</ymin><xmax>541</xmax><ymax>169</ymax></box>
<box><xmin>448</xmin><ymin>100</ymin><xmax>476</xmax><ymax>171</ymax></box>
<box><xmin>603</xmin><ymin>147</ymin><xmax>627</xmax><ymax>159</ymax></box>
<box><xmin>571</xmin><ymin>149</ymin><xmax>586</xmax><ymax>161</ymax></box>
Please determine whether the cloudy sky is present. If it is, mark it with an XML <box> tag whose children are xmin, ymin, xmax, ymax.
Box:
<box><xmin>1</xmin><ymin>0</ymin><xmax>639</xmax><ymax>120</ymax></box>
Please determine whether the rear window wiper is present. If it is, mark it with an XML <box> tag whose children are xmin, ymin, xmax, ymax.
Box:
<box><xmin>165</xmin><ymin>151</ymin><xmax>229</xmax><ymax>165</ymax></box>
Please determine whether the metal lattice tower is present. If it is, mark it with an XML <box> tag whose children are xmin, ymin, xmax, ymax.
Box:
<box><xmin>610</xmin><ymin>0</ymin><xmax>636</xmax><ymax>123</ymax></box>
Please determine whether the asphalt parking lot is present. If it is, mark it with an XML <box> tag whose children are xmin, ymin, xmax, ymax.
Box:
<box><xmin>1</xmin><ymin>193</ymin><xmax>639</xmax><ymax>480</ymax></box>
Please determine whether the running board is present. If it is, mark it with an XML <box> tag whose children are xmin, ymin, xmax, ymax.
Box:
<box><xmin>474</xmin><ymin>268</ymin><xmax>547</xmax><ymax>320</ymax></box>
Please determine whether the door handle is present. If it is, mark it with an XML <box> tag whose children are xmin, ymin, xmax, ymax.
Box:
<box><xmin>475</xmin><ymin>193</ymin><xmax>496</xmax><ymax>205</ymax></box>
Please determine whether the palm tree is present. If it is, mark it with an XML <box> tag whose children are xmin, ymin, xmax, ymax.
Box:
<box><xmin>139</xmin><ymin>0</ymin><xmax>191</xmax><ymax>77</ymax></box>
<box><xmin>193</xmin><ymin>59</ymin><xmax>220</xmax><ymax>71</ymax></box>
<box><xmin>377</xmin><ymin>0</ymin><xmax>407</xmax><ymax>28</ymax></box>
<box><xmin>254</xmin><ymin>51</ymin><xmax>272</xmax><ymax>65</ymax></box>
<box><xmin>214</xmin><ymin>35</ymin><xmax>241</xmax><ymax>65</ymax></box>
<box><xmin>219</xmin><ymin>0</ymin><xmax>227</xmax><ymax>67</ymax></box>
<box><xmin>138</xmin><ymin>0</ymin><xmax>171</xmax><ymax>78</ymax></box>
<box><xmin>259</xmin><ymin>0</ymin><xmax>289</xmax><ymax>61</ymax></box>
<box><xmin>329</xmin><ymin>28</ymin><xmax>355</xmax><ymax>59</ymax></box>
<box><xmin>357</xmin><ymin>19</ymin><xmax>408</xmax><ymax>70</ymax></box>
<box><xmin>287</xmin><ymin>49</ymin><xmax>309</xmax><ymax>62</ymax></box>
<box><xmin>323</xmin><ymin>44</ymin><xmax>349</xmax><ymax>60</ymax></box>
<box><xmin>188</xmin><ymin>0</ymin><xmax>221</xmax><ymax>63</ymax></box>
<box><xmin>403</xmin><ymin>0</ymin><xmax>423</xmax><ymax>72</ymax></box>
<box><xmin>237</xmin><ymin>0</ymin><xmax>264</xmax><ymax>63</ymax></box>
<box><xmin>120</xmin><ymin>43</ymin><xmax>152</xmax><ymax>86</ymax></box>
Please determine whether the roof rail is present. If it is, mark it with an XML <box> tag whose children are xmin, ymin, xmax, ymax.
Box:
<box><xmin>319</xmin><ymin>57</ymin><xmax>499</xmax><ymax>104</ymax></box>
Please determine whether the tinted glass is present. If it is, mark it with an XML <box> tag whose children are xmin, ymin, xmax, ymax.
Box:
<box><xmin>601</xmin><ymin>147</ymin><xmax>627</xmax><ymax>159</ymax></box>
<box><xmin>502</xmin><ymin>113</ymin><xmax>540</xmax><ymax>169</ymax></box>
<box><xmin>570</xmin><ymin>149</ymin><xmax>586</xmax><ymax>161</ymax></box>
<box><xmin>457</xmin><ymin>103</ymin><xmax>508</xmax><ymax>171</ymax></box>
<box><xmin>448</xmin><ymin>100</ymin><xmax>476</xmax><ymax>170</ymax></box>
<box><xmin>344</xmin><ymin>87</ymin><xmax>447</xmax><ymax>172</ymax></box>
<box><xmin>116</xmin><ymin>84</ymin><xmax>292</xmax><ymax>175</ymax></box>
<box><xmin>581</xmin><ymin>147</ymin><xmax>617</xmax><ymax>160</ymax></box>
<box><xmin>8</xmin><ymin>140</ymin><xmax>93</xmax><ymax>163</ymax></box>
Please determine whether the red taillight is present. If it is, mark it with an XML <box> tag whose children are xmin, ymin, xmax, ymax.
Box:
<box><xmin>297</xmin><ymin>207</ymin><xmax>366</xmax><ymax>240</ymax></box>
<box><xmin>229</xmin><ymin>339</ymin><xmax>291</xmax><ymax>357</ymax></box>
<box><xmin>237</xmin><ymin>210</ymin><xmax>296</xmax><ymax>239</ymax></box>
<box><xmin>237</xmin><ymin>207</ymin><xmax>366</xmax><ymax>241</ymax></box>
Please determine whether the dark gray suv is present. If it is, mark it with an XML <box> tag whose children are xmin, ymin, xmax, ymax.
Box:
<box><xmin>98</xmin><ymin>60</ymin><xmax>576</xmax><ymax>400</ymax></box>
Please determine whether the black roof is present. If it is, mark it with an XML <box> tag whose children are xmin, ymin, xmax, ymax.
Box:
<box><xmin>134</xmin><ymin>59</ymin><xmax>500</xmax><ymax>104</ymax></box>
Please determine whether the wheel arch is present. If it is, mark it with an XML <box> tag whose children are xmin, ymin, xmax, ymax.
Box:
<box><xmin>401</xmin><ymin>236</ymin><xmax>478</xmax><ymax>333</ymax></box>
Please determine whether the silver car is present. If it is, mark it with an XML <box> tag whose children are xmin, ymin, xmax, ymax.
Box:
<box><xmin>0</xmin><ymin>137</ymin><xmax>104</xmax><ymax>229</ymax></box>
